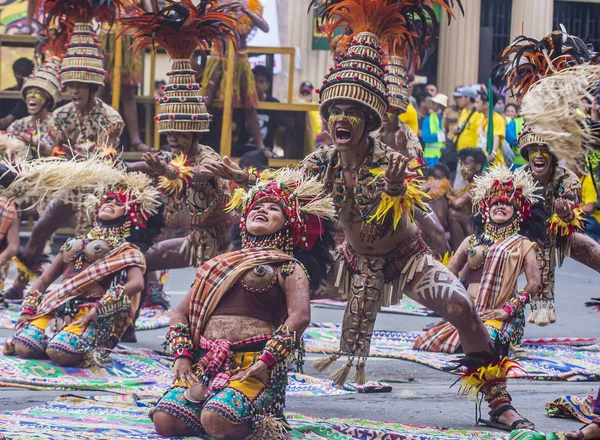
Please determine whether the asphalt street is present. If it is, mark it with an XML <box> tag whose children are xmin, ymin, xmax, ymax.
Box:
<box><xmin>0</xmin><ymin>251</ymin><xmax>598</xmax><ymax>434</ymax></box>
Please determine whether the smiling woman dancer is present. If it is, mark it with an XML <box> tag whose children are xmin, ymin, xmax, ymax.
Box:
<box><xmin>415</xmin><ymin>166</ymin><xmax>545</xmax><ymax>357</ymax></box>
<box><xmin>2</xmin><ymin>160</ymin><xmax>161</xmax><ymax>366</ymax></box>
<box><xmin>151</xmin><ymin>169</ymin><xmax>335</xmax><ymax>439</ymax></box>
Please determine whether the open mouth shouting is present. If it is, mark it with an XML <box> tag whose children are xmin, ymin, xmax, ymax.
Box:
<box><xmin>335</xmin><ymin>126</ymin><xmax>352</xmax><ymax>144</ymax></box>
<box><xmin>530</xmin><ymin>149</ymin><xmax>550</xmax><ymax>175</ymax></box>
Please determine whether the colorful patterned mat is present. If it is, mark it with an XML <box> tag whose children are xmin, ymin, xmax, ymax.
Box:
<box><xmin>546</xmin><ymin>395</ymin><xmax>599</xmax><ymax>423</ymax></box>
<box><xmin>311</xmin><ymin>298</ymin><xmax>437</xmax><ymax>316</ymax></box>
<box><xmin>0</xmin><ymin>340</ymin><xmax>384</xmax><ymax>397</ymax></box>
<box><xmin>304</xmin><ymin>323</ymin><xmax>600</xmax><ymax>381</ymax></box>
<box><xmin>0</xmin><ymin>394</ymin><xmax>506</xmax><ymax>440</ymax></box>
<box><xmin>0</xmin><ymin>301</ymin><xmax>170</xmax><ymax>331</ymax></box>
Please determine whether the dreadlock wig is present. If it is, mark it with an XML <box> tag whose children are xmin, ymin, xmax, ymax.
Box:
<box><xmin>120</xmin><ymin>0</ymin><xmax>239</xmax><ymax>132</ymax></box>
<box><xmin>494</xmin><ymin>27</ymin><xmax>595</xmax><ymax>98</ymax></box>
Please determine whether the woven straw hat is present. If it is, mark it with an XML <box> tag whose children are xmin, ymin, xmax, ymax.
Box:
<box><xmin>385</xmin><ymin>55</ymin><xmax>410</xmax><ymax>113</ymax></box>
<box><xmin>518</xmin><ymin>126</ymin><xmax>547</xmax><ymax>160</ymax></box>
<box><xmin>22</xmin><ymin>56</ymin><xmax>62</xmax><ymax>110</ymax></box>
<box><xmin>318</xmin><ymin>32</ymin><xmax>389</xmax><ymax>131</ymax></box>
<box><xmin>60</xmin><ymin>23</ymin><xmax>106</xmax><ymax>86</ymax></box>
<box><xmin>154</xmin><ymin>59</ymin><xmax>210</xmax><ymax>133</ymax></box>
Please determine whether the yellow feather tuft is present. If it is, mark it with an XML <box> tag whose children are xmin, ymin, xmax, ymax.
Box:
<box><xmin>548</xmin><ymin>207</ymin><xmax>585</xmax><ymax>238</ymax></box>
<box><xmin>367</xmin><ymin>179</ymin><xmax>430</xmax><ymax>230</ymax></box>
<box><xmin>157</xmin><ymin>154</ymin><xmax>194</xmax><ymax>196</ymax></box>
<box><xmin>458</xmin><ymin>358</ymin><xmax>524</xmax><ymax>400</ymax></box>
<box><xmin>439</xmin><ymin>252</ymin><xmax>454</xmax><ymax>266</ymax></box>
<box><xmin>224</xmin><ymin>187</ymin><xmax>248</xmax><ymax>213</ymax></box>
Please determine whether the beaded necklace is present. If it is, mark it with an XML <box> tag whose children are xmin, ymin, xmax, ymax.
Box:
<box><xmin>65</xmin><ymin>220</ymin><xmax>129</xmax><ymax>272</ymax></box>
<box><xmin>467</xmin><ymin>216</ymin><xmax>520</xmax><ymax>266</ymax></box>
<box><xmin>330</xmin><ymin>141</ymin><xmax>386</xmax><ymax>242</ymax></box>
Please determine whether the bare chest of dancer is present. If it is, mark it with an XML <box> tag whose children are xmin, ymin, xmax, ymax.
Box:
<box><xmin>338</xmin><ymin>169</ymin><xmax>418</xmax><ymax>255</ymax></box>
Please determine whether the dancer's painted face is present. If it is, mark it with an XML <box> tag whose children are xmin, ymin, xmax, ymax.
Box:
<box><xmin>246</xmin><ymin>201</ymin><xmax>286</xmax><ymax>237</ymax></box>
<box><xmin>98</xmin><ymin>197</ymin><xmax>127</xmax><ymax>221</ymax></box>
<box><xmin>25</xmin><ymin>89</ymin><xmax>47</xmax><ymax>115</ymax></box>
<box><xmin>166</xmin><ymin>132</ymin><xmax>195</xmax><ymax>155</ymax></box>
<box><xmin>459</xmin><ymin>156</ymin><xmax>481</xmax><ymax>181</ymax></box>
<box><xmin>528</xmin><ymin>144</ymin><xmax>552</xmax><ymax>179</ymax></box>
<box><xmin>67</xmin><ymin>83</ymin><xmax>93</xmax><ymax>111</ymax></box>
<box><xmin>489</xmin><ymin>201</ymin><xmax>515</xmax><ymax>225</ymax></box>
<box><xmin>328</xmin><ymin>103</ymin><xmax>366</xmax><ymax>150</ymax></box>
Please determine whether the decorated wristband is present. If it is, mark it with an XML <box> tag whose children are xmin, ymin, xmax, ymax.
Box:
<box><xmin>368</xmin><ymin>168</ymin><xmax>429</xmax><ymax>230</ymax></box>
<box><xmin>95</xmin><ymin>285</ymin><xmax>129</xmax><ymax>318</ymax></box>
<box><xmin>548</xmin><ymin>206</ymin><xmax>585</xmax><ymax>238</ymax></box>
<box><xmin>260</xmin><ymin>325</ymin><xmax>298</xmax><ymax>367</ymax></box>
<box><xmin>21</xmin><ymin>289</ymin><xmax>43</xmax><ymax>316</ymax></box>
<box><xmin>164</xmin><ymin>323</ymin><xmax>193</xmax><ymax>360</ymax></box>
<box><xmin>502</xmin><ymin>290</ymin><xmax>530</xmax><ymax>317</ymax></box>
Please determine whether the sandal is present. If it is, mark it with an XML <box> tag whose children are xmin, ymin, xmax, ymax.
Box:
<box><xmin>479</xmin><ymin>404</ymin><xmax>535</xmax><ymax>432</ymax></box>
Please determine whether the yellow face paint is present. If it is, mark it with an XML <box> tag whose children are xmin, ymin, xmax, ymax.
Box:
<box><xmin>26</xmin><ymin>90</ymin><xmax>47</xmax><ymax>108</ymax></box>
<box><xmin>530</xmin><ymin>150</ymin><xmax>551</xmax><ymax>161</ymax></box>
<box><xmin>328</xmin><ymin>113</ymin><xmax>364</xmax><ymax>132</ymax></box>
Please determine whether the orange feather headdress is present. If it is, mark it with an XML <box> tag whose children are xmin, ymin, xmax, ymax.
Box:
<box><xmin>119</xmin><ymin>0</ymin><xmax>239</xmax><ymax>60</ymax></box>
<box><xmin>494</xmin><ymin>27</ymin><xmax>595</xmax><ymax>97</ymax></box>
<box><xmin>120</xmin><ymin>0</ymin><xmax>240</xmax><ymax>133</ymax></box>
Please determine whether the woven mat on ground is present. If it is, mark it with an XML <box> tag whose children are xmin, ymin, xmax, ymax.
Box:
<box><xmin>546</xmin><ymin>395</ymin><xmax>599</xmax><ymax>423</ymax></box>
<box><xmin>0</xmin><ymin>339</ymin><xmax>384</xmax><ymax>397</ymax></box>
<box><xmin>305</xmin><ymin>323</ymin><xmax>600</xmax><ymax>381</ymax></box>
<box><xmin>0</xmin><ymin>394</ymin><xmax>506</xmax><ymax>440</ymax></box>
<box><xmin>311</xmin><ymin>298</ymin><xmax>437</xmax><ymax>317</ymax></box>
<box><xmin>0</xmin><ymin>300</ymin><xmax>170</xmax><ymax>331</ymax></box>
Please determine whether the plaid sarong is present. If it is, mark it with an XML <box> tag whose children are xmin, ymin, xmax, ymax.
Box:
<box><xmin>16</xmin><ymin>243</ymin><xmax>146</xmax><ymax>332</ymax></box>
<box><xmin>198</xmin><ymin>334</ymin><xmax>271</xmax><ymax>397</ymax></box>
<box><xmin>413</xmin><ymin>234</ymin><xmax>526</xmax><ymax>353</ymax></box>
<box><xmin>0</xmin><ymin>198</ymin><xmax>16</xmax><ymax>243</ymax></box>
<box><xmin>188</xmin><ymin>248</ymin><xmax>296</xmax><ymax>349</ymax></box>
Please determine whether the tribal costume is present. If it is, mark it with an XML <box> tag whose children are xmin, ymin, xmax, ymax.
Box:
<box><xmin>152</xmin><ymin>169</ymin><xmax>335</xmax><ymax>438</ymax></box>
<box><xmin>4</xmin><ymin>0</ymin><xmax>127</xmax><ymax>300</ymax></box>
<box><xmin>120</xmin><ymin>0</ymin><xmax>240</xmax><ymax>272</ymax></box>
<box><xmin>7</xmin><ymin>33</ymin><xmax>65</xmax><ymax>156</ymax></box>
<box><xmin>494</xmin><ymin>29</ymin><xmax>600</xmax><ymax>326</ymax></box>
<box><xmin>415</xmin><ymin>166</ymin><xmax>543</xmax><ymax>353</ymax></box>
<box><xmin>3</xmin><ymin>157</ymin><xmax>161</xmax><ymax>363</ymax></box>
<box><xmin>294</xmin><ymin>1</ymin><xmax>534</xmax><ymax>433</ymax></box>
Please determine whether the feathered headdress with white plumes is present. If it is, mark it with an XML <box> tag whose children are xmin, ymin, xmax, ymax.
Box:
<box><xmin>1</xmin><ymin>152</ymin><xmax>161</xmax><ymax>228</ymax></box>
<box><xmin>520</xmin><ymin>63</ymin><xmax>600</xmax><ymax>168</ymax></box>
<box><xmin>493</xmin><ymin>26</ymin><xmax>596</xmax><ymax>97</ymax></box>
<box><xmin>226</xmin><ymin>168</ymin><xmax>336</xmax><ymax>252</ymax></box>
<box><xmin>471</xmin><ymin>165</ymin><xmax>542</xmax><ymax>222</ymax></box>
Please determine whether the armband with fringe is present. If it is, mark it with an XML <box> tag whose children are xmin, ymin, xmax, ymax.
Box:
<box><xmin>259</xmin><ymin>325</ymin><xmax>305</xmax><ymax>370</ymax></box>
<box><xmin>158</xmin><ymin>153</ymin><xmax>193</xmax><ymax>197</ymax></box>
<box><xmin>95</xmin><ymin>285</ymin><xmax>130</xmax><ymax>318</ymax></box>
<box><xmin>21</xmin><ymin>289</ymin><xmax>43</xmax><ymax>316</ymax></box>
<box><xmin>367</xmin><ymin>168</ymin><xmax>430</xmax><ymax>230</ymax></box>
<box><xmin>502</xmin><ymin>290</ymin><xmax>530</xmax><ymax>317</ymax></box>
<box><xmin>164</xmin><ymin>323</ymin><xmax>193</xmax><ymax>360</ymax></box>
<box><xmin>548</xmin><ymin>206</ymin><xmax>585</xmax><ymax>238</ymax></box>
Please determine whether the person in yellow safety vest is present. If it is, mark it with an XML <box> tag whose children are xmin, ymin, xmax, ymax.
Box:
<box><xmin>422</xmin><ymin>94</ymin><xmax>448</xmax><ymax>167</ymax></box>
<box><xmin>506</xmin><ymin>105</ymin><xmax>526</xmax><ymax>168</ymax></box>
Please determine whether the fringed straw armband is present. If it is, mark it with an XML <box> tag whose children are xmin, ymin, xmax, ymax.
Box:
<box><xmin>95</xmin><ymin>285</ymin><xmax>130</xmax><ymax>318</ymax></box>
<box><xmin>259</xmin><ymin>325</ymin><xmax>305</xmax><ymax>371</ymax></box>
